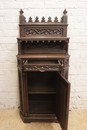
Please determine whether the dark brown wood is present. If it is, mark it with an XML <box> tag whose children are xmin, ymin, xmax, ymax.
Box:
<box><xmin>20</xmin><ymin>112</ymin><xmax>58</xmax><ymax>123</ymax></box>
<box><xmin>17</xmin><ymin>9</ymin><xmax>70</xmax><ymax>130</ymax></box>
<box><xmin>56</xmin><ymin>73</ymin><xmax>70</xmax><ymax>130</ymax></box>
<box><xmin>17</xmin><ymin>53</ymin><xmax>69</xmax><ymax>59</ymax></box>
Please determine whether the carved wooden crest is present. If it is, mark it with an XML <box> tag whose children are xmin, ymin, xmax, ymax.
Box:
<box><xmin>19</xmin><ymin>9</ymin><xmax>68</xmax><ymax>37</ymax></box>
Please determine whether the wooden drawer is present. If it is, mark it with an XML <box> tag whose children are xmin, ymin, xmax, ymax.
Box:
<box><xmin>24</xmin><ymin>64</ymin><xmax>60</xmax><ymax>72</ymax></box>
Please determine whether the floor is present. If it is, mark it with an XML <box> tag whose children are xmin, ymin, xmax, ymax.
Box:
<box><xmin>0</xmin><ymin>109</ymin><xmax>87</xmax><ymax>130</ymax></box>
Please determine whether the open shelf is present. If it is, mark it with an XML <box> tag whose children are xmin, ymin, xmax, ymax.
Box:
<box><xmin>28</xmin><ymin>85</ymin><xmax>56</xmax><ymax>94</ymax></box>
<box><xmin>27</xmin><ymin>72</ymin><xmax>57</xmax><ymax>114</ymax></box>
<box><xmin>27</xmin><ymin>71</ymin><xmax>57</xmax><ymax>94</ymax></box>
<box><xmin>21</xmin><ymin>40</ymin><xmax>67</xmax><ymax>54</ymax></box>
<box><xmin>23</xmin><ymin>48</ymin><xmax>66</xmax><ymax>54</ymax></box>
<box><xmin>26</xmin><ymin>60</ymin><xmax>58</xmax><ymax>64</ymax></box>
<box><xmin>29</xmin><ymin>94</ymin><xmax>56</xmax><ymax>114</ymax></box>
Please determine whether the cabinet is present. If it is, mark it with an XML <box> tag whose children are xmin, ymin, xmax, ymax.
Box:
<box><xmin>17</xmin><ymin>9</ymin><xmax>70</xmax><ymax>130</ymax></box>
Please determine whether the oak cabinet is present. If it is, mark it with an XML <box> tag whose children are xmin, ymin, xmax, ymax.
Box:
<box><xmin>17</xmin><ymin>9</ymin><xmax>70</xmax><ymax>130</ymax></box>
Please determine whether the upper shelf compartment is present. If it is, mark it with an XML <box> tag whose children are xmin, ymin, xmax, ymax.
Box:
<box><xmin>19</xmin><ymin>9</ymin><xmax>68</xmax><ymax>39</ymax></box>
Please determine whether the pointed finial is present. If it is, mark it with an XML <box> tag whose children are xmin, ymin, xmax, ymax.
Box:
<box><xmin>19</xmin><ymin>9</ymin><xmax>24</xmax><ymax>15</ymax></box>
<box><xmin>63</xmin><ymin>9</ymin><xmax>67</xmax><ymax>15</ymax></box>
<box><xmin>41</xmin><ymin>17</ymin><xmax>45</xmax><ymax>23</ymax></box>
<box><xmin>28</xmin><ymin>17</ymin><xmax>33</xmax><ymax>23</ymax></box>
<box><xmin>19</xmin><ymin>9</ymin><xmax>26</xmax><ymax>23</ymax></box>
<box><xmin>61</xmin><ymin>9</ymin><xmax>68</xmax><ymax>23</ymax></box>
<box><xmin>35</xmin><ymin>17</ymin><xmax>39</xmax><ymax>22</ymax></box>
<box><xmin>54</xmin><ymin>17</ymin><xmax>58</xmax><ymax>22</ymax></box>
<box><xmin>48</xmin><ymin>17</ymin><xmax>52</xmax><ymax>22</ymax></box>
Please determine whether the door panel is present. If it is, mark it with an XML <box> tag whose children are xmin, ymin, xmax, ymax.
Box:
<box><xmin>56</xmin><ymin>73</ymin><xmax>70</xmax><ymax>130</ymax></box>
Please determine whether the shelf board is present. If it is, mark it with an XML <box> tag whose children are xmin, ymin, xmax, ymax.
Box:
<box><xmin>17</xmin><ymin>53</ymin><xmax>69</xmax><ymax>59</ymax></box>
<box><xmin>28</xmin><ymin>92</ymin><xmax>56</xmax><ymax>94</ymax></box>
<box><xmin>17</xmin><ymin>37</ymin><xmax>69</xmax><ymax>42</ymax></box>
<box><xmin>19</xmin><ymin>22</ymin><xmax>68</xmax><ymax>26</ymax></box>
<box><xmin>29</xmin><ymin>114</ymin><xmax>58</xmax><ymax>120</ymax></box>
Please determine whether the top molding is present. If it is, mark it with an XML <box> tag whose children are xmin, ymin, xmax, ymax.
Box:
<box><xmin>19</xmin><ymin>9</ymin><xmax>68</xmax><ymax>24</ymax></box>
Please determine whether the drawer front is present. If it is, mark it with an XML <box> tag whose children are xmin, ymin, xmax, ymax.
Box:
<box><xmin>17</xmin><ymin>58</ymin><xmax>69</xmax><ymax>74</ymax></box>
<box><xmin>24</xmin><ymin>64</ymin><xmax>60</xmax><ymax>72</ymax></box>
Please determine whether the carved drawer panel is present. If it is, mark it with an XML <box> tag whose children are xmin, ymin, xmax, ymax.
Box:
<box><xmin>18</xmin><ymin>58</ymin><xmax>69</xmax><ymax>72</ymax></box>
<box><xmin>24</xmin><ymin>64</ymin><xmax>60</xmax><ymax>72</ymax></box>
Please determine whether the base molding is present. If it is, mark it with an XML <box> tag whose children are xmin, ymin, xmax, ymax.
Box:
<box><xmin>20</xmin><ymin>111</ymin><xmax>58</xmax><ymax>123</ymax></box>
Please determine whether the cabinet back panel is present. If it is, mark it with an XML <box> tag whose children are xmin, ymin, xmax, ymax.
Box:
<box><xmin>29</xmin><ymin>94</ymin><xmax>56</xmax><ymax>114</ymax></box>
<box><xmin>27</xmin><ymin>72</ymin><xmax>57</xmax><ymax>93</ymax></box>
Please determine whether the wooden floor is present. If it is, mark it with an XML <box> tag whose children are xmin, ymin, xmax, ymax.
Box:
<box><xmin>0</xmin><ymin>109</ymin><xmax>87</xmax><ymax>130</ymax></box>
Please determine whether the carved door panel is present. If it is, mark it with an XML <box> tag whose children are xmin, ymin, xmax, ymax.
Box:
<box><xmin>56</xmin><ymin>73</ymin><xmax>70</xmax><ymax>130</ymax></box>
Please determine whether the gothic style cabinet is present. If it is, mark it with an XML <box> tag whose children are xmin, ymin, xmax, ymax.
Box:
<box><xmin>17</xmin><ymin>9</ymin><xmax>70</xmax><ymax>130</ymax></box>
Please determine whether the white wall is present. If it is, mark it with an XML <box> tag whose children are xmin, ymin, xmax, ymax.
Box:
<box><xmin>0</xmin><ymin>0</ymin><xmax>87</xmax><ymax>109</ymax></box>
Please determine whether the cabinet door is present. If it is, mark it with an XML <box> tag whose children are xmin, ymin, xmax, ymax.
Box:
<box><xmin>56</xmin><ymin>73</ymin><xmax>70</xmax><ymax>130</ymax></box>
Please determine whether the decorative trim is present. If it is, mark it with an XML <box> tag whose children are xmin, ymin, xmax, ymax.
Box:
<box><xmin>35</xmin><ymin>17</ymin><xmax>39</xmax><ymax>23</ymax></box>
<box><xmin>21</xmin><ymin>41</ymin><xmax>63</xmax><ymax>49</ymax></box>
<box><xmin>54</xmin><ymin>17</ymin><xmax>59</xmax><ymax>23</ymax></box>
<box><xmin>17</xmin><ymin>37</ymin><xmax>69</xmax><ymax>43</ymax></box>
<box><xmin>41</xmin><ymin>17</ymin><xmax>45</xmax><ymax>23</ymax></box>
<box><xmin>28</xmin><ymin>17</ymin><xmax>33</xmax><ymax>23</ymax></box>
<box><xmin>48</xmin><ymin>17</ymin><xmax>52</xmax><ymax>23</ymax></box>
<box><xmin>24</xmin><ymin>27</ymin><xmax>63</xmax><ymax>36</ymax></box>
<box><xmin>19</xmin><ymin>9</ymin><xmax>68</xmax><ymax>24</ymax></box>
<box><xmin>24</xmin><ymin>65</ymin><xmax>60</xmax><ymax>72</ymax></box>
